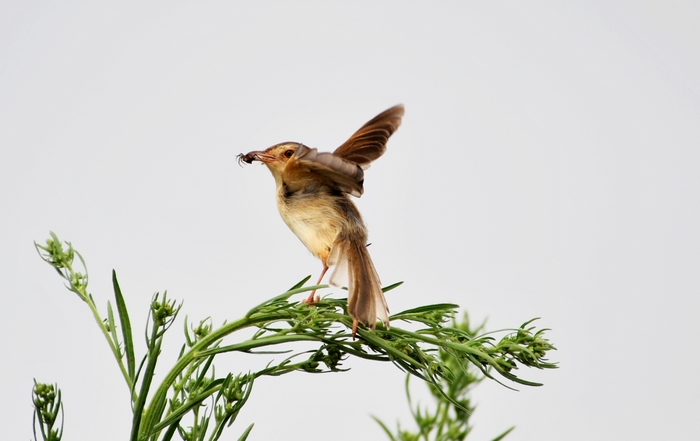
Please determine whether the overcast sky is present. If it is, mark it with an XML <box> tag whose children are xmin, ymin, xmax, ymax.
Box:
<box><xmin>2</xmin><ymin>2</ymin><xmax>699</xmax><ymax>440</ymax></box>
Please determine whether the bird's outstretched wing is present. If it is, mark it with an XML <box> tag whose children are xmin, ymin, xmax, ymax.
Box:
<box><xmin>333</xmin><ymin>104</ymin><xmax>404</xmax><ymax>168</ymax></box>
<box><xmin>291</xmin><ymin>105</ymin><xmax>404</xmax><ymax>197</ymax></box>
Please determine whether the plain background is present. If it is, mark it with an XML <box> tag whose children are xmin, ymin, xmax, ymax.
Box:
<box><xmin>2</xmin><ymin>2</ymin><xmax>698</xmax><ymax>439</ymax></box>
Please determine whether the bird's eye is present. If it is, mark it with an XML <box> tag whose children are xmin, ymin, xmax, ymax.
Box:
<box><xmin>283</xmin><ymin>150</ymin><xmax>294</xmax><ymax>158</ymax></box>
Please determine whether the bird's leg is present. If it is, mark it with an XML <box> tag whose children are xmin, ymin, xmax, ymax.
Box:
<box><xmin>352</xmin><ymin>319</ymin><xmax>359</xmax><ymax>338</ymax></box>
<box><xmin>304</xmin><ymin>262</ymin><xmax>329</xmax><ymax>304</ymax></box>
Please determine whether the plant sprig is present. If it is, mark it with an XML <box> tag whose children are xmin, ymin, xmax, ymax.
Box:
<box><xmin>32</xmin><ymin>381</ymin><xmax>64</xmax><ymax>441</ymax></box>
<box><xmin>34</xmin><ymin>232</ymin><xmax>556</xmax><ymax>441</ymax></box>
<box><xmin>35</xmin><ymin>233</ymin><xmax>136</xmax><ymax>398</ymax></box>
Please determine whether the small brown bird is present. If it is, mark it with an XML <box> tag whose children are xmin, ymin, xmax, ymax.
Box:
<box><xmin>238</xmin><ymin>105</ymin><xmax>404</xmax><ymax>336</ymax></box>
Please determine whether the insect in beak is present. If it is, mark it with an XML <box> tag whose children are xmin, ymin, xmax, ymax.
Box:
<box><xmin>236</xmin><ymin>152</ymin><xmax>256</xmax><ymax>166</ymax></box>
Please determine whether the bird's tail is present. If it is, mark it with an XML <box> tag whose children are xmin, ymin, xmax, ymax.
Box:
<box><xmin>328</xmin><ymin>234</ymin><xmax>390</xmax><ymax>333</ymax></box>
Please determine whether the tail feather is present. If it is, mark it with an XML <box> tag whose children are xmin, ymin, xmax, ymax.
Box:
<box><xmin>328</xmin><ymin>236</ymin><xmax>390</xmax><ymax>330</ymax></box>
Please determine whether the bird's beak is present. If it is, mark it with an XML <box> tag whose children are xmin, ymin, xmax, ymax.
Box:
<box><xmin>238</xmin><ymin>150</ymin><xmax>275</xmax><ymax>165</ymax></box>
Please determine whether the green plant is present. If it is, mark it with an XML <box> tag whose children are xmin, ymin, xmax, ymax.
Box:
<box><xmin>373</xmin><ymin>314</ymin><xmax>555</xmax><ymax>441</ymax></box>
<box><xmin>32</xmin><ymin>232</ymin><xmax>556</xmax><ymax>441</ymax></box>
<box><xmin>32</xmin><ymin>381</ymin><xmax>64</xmax><ymax>441</ymax></box>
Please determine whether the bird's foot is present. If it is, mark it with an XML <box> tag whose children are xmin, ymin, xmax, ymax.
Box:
<box><xmin>302</xmin><ymin>290</ymin><xmax>319</xmax><ymax>304</ymax></box>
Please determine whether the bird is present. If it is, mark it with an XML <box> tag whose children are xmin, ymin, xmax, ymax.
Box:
<box><xmin>238</xmin><ymin>104</ymin><xmax>404</xmax><ymax>336</ymax></box>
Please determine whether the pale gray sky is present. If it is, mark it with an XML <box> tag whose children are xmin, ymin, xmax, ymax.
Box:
<box><xmin>2</xmin><ymin>2</ymin><xmax>699</xmax><ymax>440</ymax></box>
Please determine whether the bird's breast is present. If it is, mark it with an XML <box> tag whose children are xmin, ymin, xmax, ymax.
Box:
<box><xmin>276</xmin><ymin>186</ymin><xmax>349</xmax><ymax>262</ymax></box>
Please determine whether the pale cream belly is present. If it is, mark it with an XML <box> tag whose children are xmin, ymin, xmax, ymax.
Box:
<box><xmin>277</xmin><ymin>194</ymin><xmax>345</xmax><ymax>262</ymax></box>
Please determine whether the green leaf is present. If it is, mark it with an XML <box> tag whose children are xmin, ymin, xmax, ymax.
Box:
<box><xmin>131</xmin><ymin>314</ymin><xmax>166</xmax><ymax>441</ymax></box>
<box><xmin>191</xmin><ymin>354</ymin><xmax>217</xmax><ymax>392</ymax></box>
<box><xmin>371</xmin><ymin>416</ymin><xmax>397</xmax><ymax>441</ymax></box>
<box><xmin>113</xmin><ymin>270</ymin><xmax>135</xmax><ymax>381</ymax></box>
<box><xmin>160</xmin><ymin>419</ymin><xmax>181</xmax><ymax>441</ymax></box>
<box><xmin>391</xmin><ymin>303</ymin><xmax>460</xmax><ymax>317</ymax></box>
<box><xmin>382</xmin><ymin>281</ymin><xmax>404</xmax><ymax>293</ymax></box>
<box><xmin>246</xmin><ymin>283</ymin><xmax>325</xmax><ymax>316</ymax></box>
<box><xmin>237</xmin><ymin>423</ymin><xmax>255</xmax><ymax>441</ymax></box>
<box><xmin>491</xmin><ymin>426</ymin><xmax>515</xmax><ymax>441</ymax></box>
<box><xmin>288</xmin><ymin>275</ymin><xmax>312</xmax><ymax>291</ymax></box>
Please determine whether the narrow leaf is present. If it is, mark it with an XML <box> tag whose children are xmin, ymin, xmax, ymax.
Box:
<box><xmin>491</xmin><ymin>426</ymin><xmax>515</xmax><ymax>441</ymax></box>
<box><xmin>381</xmin><ymin>281</ymin><xmax>404</xmax><ymax>293</ymax></box>
<box><xmin>237</xmin><ymin>423</ymin><xmax>255</xmax><ymax>441</ymax></box>
<box><xmin>288</xmin><ymin>275</ymin><xmax>312</xmax><ymax>291</ymax></box>
<box><xmin>391</xmin><ymin>303</ymin><xmax>460</xmax><ymax>317</ymax></box>
<box><xmin>370</xmin><ymin>416</ymin><xmax>397</xmax><ymax>441</ymax></box>
<box><xmin>160</xmin><ymin>417</ymin><xmax>181</xmax><ymax>441</ymax></box>
<box><xmin>113</xmin><ymin>270</ymin><xmax>135</xmax><ymax>380</ymax></box>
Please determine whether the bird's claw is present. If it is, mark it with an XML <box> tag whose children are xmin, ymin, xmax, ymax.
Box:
<box><xmin>302</xmin><ymin>291</ymin><xmax>319</xmax><ymax>304</ymax></box>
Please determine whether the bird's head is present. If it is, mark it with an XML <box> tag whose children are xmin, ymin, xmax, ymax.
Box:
<box><xmin>238</xmin><ymin>142</ymin><xmax>302</xmax><ymax>180</ymax></box>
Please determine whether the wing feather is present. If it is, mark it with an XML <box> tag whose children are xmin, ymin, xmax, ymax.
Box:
<box><xmin>333</xmin><ymin>104</ymin><xmax>404</xmax><ymax>167</ymax></box>
<box><xmin>290</xmin><ymin>105</ymin><xmax>404</xmax><ymax>197</ymax></box>
<box><xmin>293</xmin><ymin>145</ymin><xmax>365</xmax><ymax>197</ymax></box>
